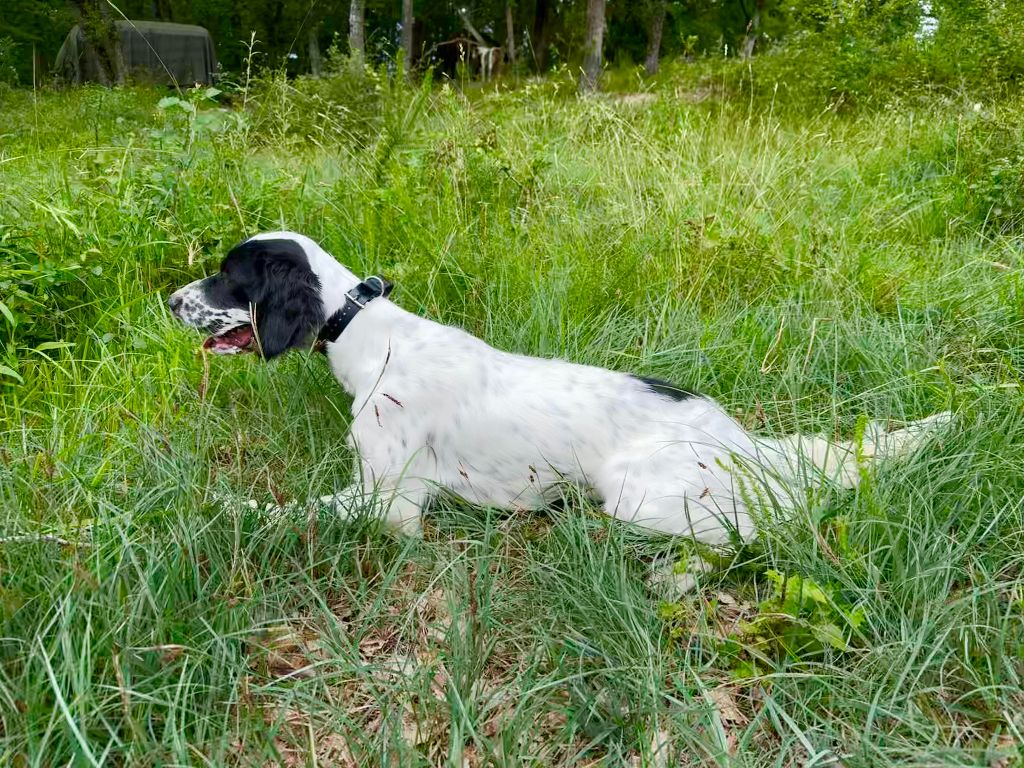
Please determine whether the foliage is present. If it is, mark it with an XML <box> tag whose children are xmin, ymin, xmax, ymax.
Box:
<box><xmin>684</xmin><ymin>0</ymin><xmax>1024</xmax><ymax>111</ymax></box>
<box><xmin>0</xmin><ymin>0</ymin><xmax>1019</xmax><ymax>105</ymax></box>
<box><xmin>659</xmin><ymin>555</ymin><xmax>869</xmax><ymax>676</ymax></box>
<box><xmin>0</xmin><ymin>0</ymin><xmax>75</xmax><ymax>84</ymax></box>
<box><xmin>0</xmin><ymin>37</ymin><xmax>18</xmax><ymax>86</ymax></box>
<box><xmin>741</xmin><ymin>569</ymin><xmax>866</xmax><ymax>657</ymax></box>
<box><xmin>948</xmin><ymin>104</ymin><xmax>1024</xmax><ymax>235</ymax></box>
<box><xmin>242</xmin><ymin>56</ymin><xmax>387</xmax><ymax>147</ymax></box>
<box><xmin>2</xmin><ymin>60</ymin><xmax>1024</xmax><ymax>765</ymax></box>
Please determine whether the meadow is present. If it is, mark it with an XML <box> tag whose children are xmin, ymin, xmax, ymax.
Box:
<box><xmin>1</xmin><ymin>65</ymin><xmax>1023</xmax><ymax>766</ymax></box>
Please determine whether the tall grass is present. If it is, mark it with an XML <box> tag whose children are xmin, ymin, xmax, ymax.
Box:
<box><xmin>1</xmin><ymin>70</ymin><xmax>1022</xmax><ymax>766</ymax></box>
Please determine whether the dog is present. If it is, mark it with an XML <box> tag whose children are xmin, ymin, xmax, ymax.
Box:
<box><xmin>169</xmin><ymin>231</ymin><xmax>950</xmax><ymax>564</ymax></box>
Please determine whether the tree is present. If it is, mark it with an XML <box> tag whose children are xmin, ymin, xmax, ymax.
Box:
<box><xmin>579</xmin><ymin>0</ymin><xmax>606</xmax><ymax>93</ymax></box>
<box><xmin>740</xmin><ymin>0</ymin><xmax>766</xmax><ymax>57</ymax></box>
<box><xmin>531</xmin><ymin>0</ymin><xmax>551</xmax><ymax>70</ymax></box>
<box><xmin>505</xmin><ymin>1</ymin><xmax>516</xmax><ymax>68</ymax></box>
<box><xmin>643</xmin><ymin>0</ymin><xmax>665</xmax><ymax>75</ymax></box>
<box><xmin>2</xmin><ymin>0</ymin><xmax>75</xmax><ymax>83</ymax></box>
<box><xmin>349</xmin><ymin>0</ymin><xmax>365</xmax><ymax>62</ymax></box>
<box><xmin>69</xmin><ymin>0</ymin><xmax>126</xmax><ymax>85</ymax></box>
<box><xmin>149</xmin><ymin>0</ymin><xmax>173</xmax><ymax>20</ymax></box>
<box><xmin>401</xmin><ymin>0</ymin><xmax>414</xmax><ymax>74</ymax></box>
<box><xmin>308</xmin><ymin>27</ymin><xmax>322</xmax><ymax>74</ymax></box>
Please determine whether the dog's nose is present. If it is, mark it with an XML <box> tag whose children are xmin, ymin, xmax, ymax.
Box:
<box><xmin>168</xmin><ymin>293</ymin><xmax>183</xmax><ymax>314</ymax></box>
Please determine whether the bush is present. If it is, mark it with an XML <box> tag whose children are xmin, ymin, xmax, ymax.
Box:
<box><xmin>242</xmin><ymin>43</ymin><xmax>388</xmax><ymax>148</ymax></box>
<box><xmin>654</xmin><ymin>2</ymin><xmax>1024</xmax><ymax>115</ymax></box>
<box><xmin>948</xmin><ymin>103</ymin><xmax>1024</xmax><ymax>235</ymax></box>
<box><xmin>0</xmin><ymin>36</ymin><xmax>18</xmax><ymax>86</ymax></box>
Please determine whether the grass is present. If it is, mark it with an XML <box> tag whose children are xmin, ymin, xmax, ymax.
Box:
<box><xmin>1</xmin><ymin>67</ymin><xmax>1023</xmax><ymax>766</ymax></box>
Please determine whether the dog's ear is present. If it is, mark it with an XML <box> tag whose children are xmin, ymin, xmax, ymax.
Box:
<box><xmin>222</xmin><ymin>244</ymin><xmax>321</xmax><ymax>362</ymax></box>
<box><xmin>247</xmin><ymin>253</ymin><xmax>324</xmax><ymax>360</ymax></box>
<box><xmin>220</xmin><ymin>238</ymin><xmax>325</xmax><ymax>360</ymax></box>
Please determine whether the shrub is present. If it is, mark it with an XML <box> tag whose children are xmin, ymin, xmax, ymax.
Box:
<box><xmin>241</xmin><ymin>42</ymin><xmax>387</xmax><ymax>148</ymax></box>
<box><xmin>0</xmin><ymin>36</ymin><xmax>18</xmax><ymax>86</ymax></box>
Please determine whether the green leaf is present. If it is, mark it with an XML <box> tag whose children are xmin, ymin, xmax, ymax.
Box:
<box><xmin>0</xmin><ymin>299</ymin><xmax>14</xmax><ymax>326</ymax></box>
<box><xmin>35</xmin><ymin>341</ymin><xmax>75</xmax><ymax>352</ymax></box>
<box><xmin>0</xmin><ymin>364</ymin><xmax>23</xmax><ymax>383</ymax></box>
<box><xmin>781</xmin><ymin>574</ymin><xmax>804</xmax><ymax>614</ymax></box>
<box><xmin>800</xmin><ymin>577</ymin><xmax>830</xmax><ymax>606</ymax></box>
<box><xmin>846</xmin><ymin>606</ymin><xmax>867</xmax><ymax>630</ymax></box>
<box><xmin>157</xmin><ymin>96</ymin><xmax>195</xmax><ymax>114</ymax></box>
<box><xmin>811</xmin><ymin>622</ymin><xmax>849</xmax><ymax>651</ymax></box>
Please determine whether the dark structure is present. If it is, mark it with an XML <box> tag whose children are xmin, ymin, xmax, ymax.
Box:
<box><xmin>55</xmin><ymin>20</ymin><xmax>218</xmax><ymax>86</ymax></box>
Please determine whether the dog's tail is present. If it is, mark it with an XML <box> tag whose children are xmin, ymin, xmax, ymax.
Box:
<box><xmin>759</xmin><ymin>411</ymin><xmax>952</xmax><ymax>492</ymax></box>
<box><xmin>652</xmin><ymin>411</ymin><xmax>953</xmax><ymax>598</ymax></box>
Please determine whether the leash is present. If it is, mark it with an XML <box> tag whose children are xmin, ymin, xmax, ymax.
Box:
<box><xmin>314</xmin><ymin>275</ymin><xmax>393</xmax><ymax>352</ymax></box>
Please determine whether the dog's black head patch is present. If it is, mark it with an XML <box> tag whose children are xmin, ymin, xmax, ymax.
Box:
<box><xmin>186</xmin><ymin>238</ymin><xmax>325</xmax><ymax>360</ymax></box>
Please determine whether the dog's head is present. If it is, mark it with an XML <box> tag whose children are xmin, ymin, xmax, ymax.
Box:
<box><xmin>168</xmin><ymin>234</ymin><xmax>333</xmax><ymax>359</ymax></box>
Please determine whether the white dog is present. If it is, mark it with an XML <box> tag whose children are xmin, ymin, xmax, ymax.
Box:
<box><xmin>169</xmin><ymin>232</ymin><xmax>949</xmax><ymax>553</ymax></box>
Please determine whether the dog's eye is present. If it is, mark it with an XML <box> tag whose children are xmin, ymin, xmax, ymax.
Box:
<box><xmin>223</xmin><ymin>276</ymin><xmax>249</xmax><ymax>302</ymax></box>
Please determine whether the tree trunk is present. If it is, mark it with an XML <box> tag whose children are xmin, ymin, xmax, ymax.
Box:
<box><xmin>348</xmin><ymin>0</ymin><xmax>365</xmax><ymax>63</ymax></box>
<box><xmin>402</xmin><ymin>0</ymin><xmax>414</xmax><ymax>75</ymax></box>
<box><xmin>457</xmin><ymin>7</ymin><xmax>487</xmax><ymax>45</ymax></box>
<box><xmin>579</xmin><ymin>0</ymin><xmax>606</xmax><ymax>93</ymax></box>
<box><xmin>741</xmin><ymin>0</ymin><xmax>763</xmax><ymax>58</ymax></box>
<box><xmin>151</xmin><ymin>0</ymin><xmax>173</xmax><ymax>21</ymax></box>
<box><xmin>505</xmin><ymin>2</ymin><xmax>516</xmax><ymax>67</ymax></box>
<box><xmin>532</xmin><ymin>0</ymin><xmax>550</xmax><ymax>71</ymax></box>
<box><xmin>72</xmin><ymin>0</ymin><xmax>126</xmax><ymax>86</ymax></box>
<box><xmin>644</xmin><ymin>1</ymin><xmax>665</xmax><ymax>76</ymax></box>
<box><xmin>308</xmin><ymin>27</ymin><xmax>322</xmax><ymax>76</ymax></box>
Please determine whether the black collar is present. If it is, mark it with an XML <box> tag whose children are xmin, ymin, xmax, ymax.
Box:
<box><xmin>315</xmin><ymin>275</ymin><xmax>393</xmax><ymax>351</ymax></box>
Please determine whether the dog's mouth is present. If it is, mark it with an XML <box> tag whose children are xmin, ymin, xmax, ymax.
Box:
<box><xmin>203</xmin><ymin>324</ymin><xmax>255</xmax><ymax>355</ymax></box>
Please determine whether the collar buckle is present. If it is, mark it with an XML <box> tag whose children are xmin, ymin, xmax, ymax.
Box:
<box><xmin>345</xmin><ymin>275</ymin><xmax>388</xmax><ymax>308</ymax></box>
<box><xmin>316</xmin><ymin>274</ymin><xmax>393</xmax><ymax>351</ymax></box>
<box><xmin>345</xmin><ymin>289</ymin><xmax>368</xmax><ymax>309</ymax></box>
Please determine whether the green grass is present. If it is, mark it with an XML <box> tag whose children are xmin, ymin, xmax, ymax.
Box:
<box><xmin>1</xmin><ymin>70</ymin><xmax>1023</xmax><ymax>766</ymax></box>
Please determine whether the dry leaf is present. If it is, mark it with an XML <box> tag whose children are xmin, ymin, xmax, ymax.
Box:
<box><xmin>461</xmin><ymin>743</ymin><xmax>484</xmax><ymax>768</ymax></box>
<box><xmin>263</xmin><ymin>709</ymin><xmax>359</xmax><ymax>768</ymax></box>
<box><xmin>246</xmin><ymin>624</ymin><xmax>323</xmax><ymax>680</ymax></box>
<box><xmin>649</xmin><ymin>727</ymin><xmax>672</xmax><ymax>768</ymax></box>
<box><xmin>990</xmin><ymin>733</ymin><xmax>1020</xmax><ymax>768</ymax></box>
<box><xmin>400</xmin><ymin>711</ymin><xmax>423</xmax><ymax>746</ymax></box>
<box><xmin>709</xmin><ymin>687</ymin><xmax>748</xmax><ymax>725</ymax></box>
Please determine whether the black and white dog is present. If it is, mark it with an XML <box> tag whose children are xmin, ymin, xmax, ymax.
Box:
<box><xmin>169</xmin><ymin>232</ymin><xmax>949</xmax><ymax>555</ymax></box>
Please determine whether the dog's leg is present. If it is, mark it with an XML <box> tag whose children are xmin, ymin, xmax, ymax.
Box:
<box><xmin>315</xmin><ymin>483</ymin><xmax>366</xmax><ymax>516</ymax></box>
<box><xmin>379</xmin><ymin>483</ymin><xmax>425</xmax><ymax>536</ymax></box>
<box><xmin>315</xmin><ymin>483</ymin><xmax>424</xmax><ymax>536</ymax></box>
<box><xmin>317</xmin><ymin>462</ymin><xmax>427</xmax><ymax>537</ymax></box>
<box><xmin>595</xmin><ymin>450</ymin><xmax>757</xmax><ymax>543</ymax></box>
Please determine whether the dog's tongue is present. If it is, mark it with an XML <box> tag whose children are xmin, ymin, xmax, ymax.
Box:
<box><xmin>203</xmin><ymin>325</ymin><xmax>254</xmax><ymax>354</ymax></box>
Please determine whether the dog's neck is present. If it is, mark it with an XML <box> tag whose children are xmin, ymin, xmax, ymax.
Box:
<box><xmin>301</xmin><ymin>240</ymin><xmax>407</xmax><ymax>399</ymax></box>
<box><xmin>322</xmin><ymin>298</ymin><xmax>407</xmax><ymax>399</ymax></box>
<box><xmin>306</xmin><ymin>245</ymin><xmax>364</xmax><ymax>320</ymax></box>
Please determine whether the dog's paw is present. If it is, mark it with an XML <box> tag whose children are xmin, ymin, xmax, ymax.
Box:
<box><xmin>246</xmin><ymin>498</ymin><xmax>302</xmax><ymax>519</ymax></box>
<box><xmin>647</xmin><ymin>556</ymin><xmax>712</xmax><ymax>599</ymax></box>
<box><xmin>212</xmin><ymin>491</ymin><xmax>300</xmax><ymax>519</ymax></box>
